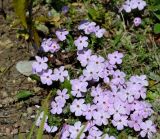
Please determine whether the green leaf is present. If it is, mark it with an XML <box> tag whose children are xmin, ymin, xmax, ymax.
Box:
<box><xmin>33</xmin><ymin>28</ymin><xmax>41</xmax><ymax>47</ymax></box>
<box><xmin>60</xmin><ymin>80</ymin><xmax>73</xmax><ymax>99</ymax></box>
<box><xmin>153</xmin><ymin>13</ymin><xmax>160</xmax><ymax>21</ymax></box>
<box><xmin>60</xmin><ymin>80</ymin><xmax>72</xmax><ymax>91</ymax></box>
<box><xmin>36</xmin><ymin>24</ymin><xmax>49</xmax><ymax>34</ymax></box>
<box><xmin>49</xmin><ymin>9</ymin><xmax>60</xmax><ymax>17</ymax></box>
<box><xmin>154</xmin><ymin>23</ymin><xmax>160</xmax><ymax>34</ymax></box>
<box><xmin>118</xmin><ymin>131</ymin><xmax>128</xmax><ymax>139</ymax></box>
<box><xmin>16</xmin><ymin>90</ymin><xmax>33</xmax><ymax>100</ymax></box>
<box><xmin>13</xmin><ymin>0</ymin><xmax>27</xmax><ymax>28</ymax></box>
<box><xmin>30</xmin><ymin>74</ymin><xmax>40</xmax><ymax>81</ymax></box>
<box><xmin>88</xmin><ymin>8</ymin><xmax>99</xmax><ymax>20</ymax></box>
<box><xmin>149</xmin><ymin>72</ymin><xmax>160</xmax><ymax>82</ymax></box>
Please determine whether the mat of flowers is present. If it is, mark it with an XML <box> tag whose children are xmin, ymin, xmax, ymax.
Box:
<box><xmin>32</xmin><ymin>21</ymin><xmax>156</xmax><ymax>139</ymax></box>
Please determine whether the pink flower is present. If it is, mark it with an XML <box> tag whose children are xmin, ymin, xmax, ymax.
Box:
<box><xmin>108</xmin><ymin>51</ymin><xmax>124</xmax><ymax>65</ymax></box>
<box><xmin>74</xmin><ymin>36</ymin><xmax>88</xmax><ymax>50</ymax></box>
<box><xmin>32</xmin><ymin>56</ymin><xmax>48</xmax><ymax>73</ymax></box>
<box><xmin>129</xmin><ymin>75</ymin><xmax>148</xmax><ymax>86</ymax></box>
<box><xmin>103</xmin><ymin>134</ymin><xmax>116</xmax><ymax>139</ymax></box>
<box><xmin>140</xmin><ymin>120</ymin><xmax>156</xmax><ymax>139</ymax></box>
<box><xmin>93</xmin><ymin>110</ymin><xmax>110</xmax><ymax>126</ymax></box>
<box><xmin>50</xmin><ymin>101</ymin><xmax>63</xmax><ymax>114</ymax></box>
<box><xmin>40</xmin><ymin>69</ymin><xmax>55</xmax><ymax>85</ymax></box>
<box><xmin>87</xmin><ymin>126</ymin><xmax>103</xmax><ymax>139</ymax></box>
<box><xmin>109</xmin><ymin>100</ymin><xmax>126</xmax><ymax>119</ymax></box>
<box><xmin>77</xmin><ymin>49</ymin><xmax>92</xmax><ymax>67</ymax></box>
<box><xmin>57</xmin><ymin>89</ymin><xmax>69</xmax><ymax>100</ymax></box>
<box><xmin>83</xmin><ymin>64</ymin><xmax>99</xmax><ymax>81</ymax></box>
<box><xmin>84</xmin><ymin>22</ymin><xmax>96</xmax><ymax>35</ymax></box>
<box><xmin>111</xmin><ymin>70</ymin><xmax>126</xmax><ymax>85</ymax></box>
<box><xmin>53</xmin><ymin>66</ymin><xmax>69</xmax><ymax>82</ymax></box>
<box><xmin>122</xmin><ymin>1</ymin><xmax>132</xmax><ymax>13</ymax></box>
<box><xmin>91</xmin><ymin>85</ymin><xmax>104</xmax><ymax>103</ymax></box>
<box><xmin>120</xmin><ymin>0</ymin><xmax>147</xmax><ymax>13</ymax></box>
<box><xmin>35</xmin><ymin>112</ymin><xmax>48</xmax><ymax>127</ymax></box>
<box><xmin>94</xmin><ymin>26</ymin><xmax>106</xmax><ymax>38</ymax></box>
<box><xmin>56</xmin><ymin>30</ymin><xmax>69</xmax><ymax>41</ymax></box>
<box><xmin>44</xmin><ymin>123</ymin><xmax>58</xmax><ymax>133</ymax></box>
<box><xmin>90</xmin><ymin>55</ymin><xmax>105</xmax><ymax>67</ymax></box>
<box><xmin>83</xmin><ymin>104</ymin><xmax>97</xmax><ymax>120</ymax></box>
<box><xmin>136</xmin><ymin>0</ymin><xmax>147</xmax><ymax>10</ymax></box>
<box><xmin>69</xmin><ymin>121</ymin><xmax>86</xmax><ymax>139</ymax></box>
<box><xmin>119</xmin><ymin>88</ymin><xmax>135</xmax><ymax>103</ymax></box>
<box><xmin>41</xmin><ymin>38</ymin><xmax>60</xmax><ymax>53</ymax></box>
<box><xmin>78</xmin><ymin>21</ymin><xmax>90</xmax><ymax>30</ymax></box>
<box><xmin>128</xmin><ymin>114</ymin><xmax>142</xmax><ymax>131</ymax></box>
<box><xmin>134</xmin><ymin>17</ymin><xmax>142</xmax><ymax>26</ymax></box>
<box><xmin>71</xmin><ymin>79</ymin><xmax>88</xmax><ymax>97</ymax></box>
<box><xmin>112</xmin><ymin>115</ymin><xmax>128</xmax><ymax>130</ymax></box>
<box><xmin>70</xmin><ymin>99</ymin><xmax>87</xmax><ymax>116</ymax></box>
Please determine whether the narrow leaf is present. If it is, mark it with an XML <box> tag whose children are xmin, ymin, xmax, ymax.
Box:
<box><xmin>13</xmin><ymin>0</ymin><xmax>27</xmax><ymax>28</ymax></box>
<box><xmin>16</xmin><ymin>90</ymin><xmax>33</xmax><ymax>100</ymax></box>
<box><xmin>33</xmin><ymin>28</ymin><xmax>41</xmax><ymax>47</ymax></box>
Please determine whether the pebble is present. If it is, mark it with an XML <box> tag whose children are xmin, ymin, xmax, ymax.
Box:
<box><xmin>27</xmin><ymin>107</ymin><xmax>33</xmax><ymax>114</ymax></box>
<box><xmin>6</xmin><ymin>128</ymin><xmax>11</xmax><ymax>135</ymax></box>
<box><xmin>2</xmin><ymin>91</ymin><xmax>8</xmax><ymax>98</ymax></box>
<box><xmin>23</xmin><ymin>113</ymin><xmax>27</xmax><ymax>117</ymax></box>
<box><xmin>33</xmin><ymin>87</ymin><xmax>41</xmax><ymax>93</ymax></box>
<box><xmin>11</xmin><ymin>128</ymin><xmax>18</xmax><ymax>135</ymax></box>
<box><xmin>0</xmin><ymin>104</ymin><xmax>3</xmax><ymax>108</ymax></box>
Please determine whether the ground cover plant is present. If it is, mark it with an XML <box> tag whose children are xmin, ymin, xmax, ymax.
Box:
<box><xmin>32</xmin><ymin>20</ymin><xmax>157</xmax><ymax>139</ymax></box>
<box><xmin>0</xmin><ymin>0</ymin><xmax>160</xmax><ymax>138</ymax></box>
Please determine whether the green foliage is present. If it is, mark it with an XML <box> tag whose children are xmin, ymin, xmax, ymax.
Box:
<box><xmin>13</xmin><ymin>0</ymin><xmax>27</xmax><ymax>28</ymax></box>
<box><xmin>66</xmin><ymin>34</ymin><xmax>76</xmax><ymax>52</ymax></box>
<box><xmin>60</xmin><ymin>79</ymin><xmax>73</xmax><ymax>99</ymax></box>
<box><xmin>85</xmin><ymin>92</ymin><xmax>93</xmax><ymax>103</ymax></box>
<box><xmin>48</xmin><ymin>115</ymin><xmax>62</xmax><ymax>127</ymax></box>
<box><xmin>30</xmin><ymin>74</ymin><xmax>40</xmax><ymax>81</ymax></box>
<box><xmin>36</xmin><ymin>23</ymin><xmax>49</xmax><ymax>34</ymax></box>
<box><xmin>87</xmin><ymin>4</ymin><xmax>105</xmax><ymax>22</ymax></box>
<box><xmin>154</xmin><ymin>23</ymin><xmax>160</xmax><ymax>34</ymax></box>
<box><xmin>16</xmin><ymin>90</ymin><xmax>33</xmax><ymax>100</ymax></box>
<box><xmin>149</xmin><ymin>72</ymin><xmax>160</xmax><ymax>82</ymax></box>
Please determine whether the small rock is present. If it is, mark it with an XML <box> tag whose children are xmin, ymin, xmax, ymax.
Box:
<box><xmin>2</xmin><ymin>91</ymin><xmax>8</xmax><ymax>98</ymax></box>
<box><xmin>27</xmin><ymin>107</ymin><xmax>33</xmax><ymax>114</ymax></box>
<box><xmin>11</xmin><ymin>129</ymin><xmax>18</xmax><ymax>135</ymax></box>
<box><xmin>30</xmin><ymin>115</ymin><xmax>36</xmax><ymax>118</ymax></box>
<box><xmin>6</xmin><ymin>128</ymin><xmax>11</xmax><ymax>135</ymax></box>
<box><xmin>23</xmin><ymin>113</ymin><xmax>27</xmax><ymax>117</ymax></box>
<box><xmin>14</xmin><ymin>123</ymin><xmax>19</xmax><ymax>128</ymax></box>
<box><xmin>16</xmin><ymin>60</ymin><xmax>35</xmax><ymax>76</ymax></box>
<box><xmin>33</xmin><ymin>87</ymin><xmax>41</xmax><ymax>93</ymax></box>
<box><xmin>4</xmin><ymin>112</ymin><xmax>9</xmax><ymax>116</ymax></box>
<box><xmin>0</xmin><ymin>104</ymin><xmax>3</xmax><ymax>108</ymax></box>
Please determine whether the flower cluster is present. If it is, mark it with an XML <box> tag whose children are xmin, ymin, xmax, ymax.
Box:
<box><xmin>78</xmin><ymin>21</ymin><xmax>106</xmax><ymax>38</ymax></box>
<box><xmin>51</xmin><ymin>89</ymin><xmax>69</xmax><ymax>114</ymax></box>
<box><xmin>120</xmin><ymin>0</ymin><xmax>147</xmax><ymax>13</ymax></box>
<box><xmin>32</xmin><ymin>60</ymin><xmax>69</xmax><ymax>85</ymax></box>
<box><xmin>34</xmin><ymin>21</ymin><xmax>156</xmax><ymax>139</ymax></box>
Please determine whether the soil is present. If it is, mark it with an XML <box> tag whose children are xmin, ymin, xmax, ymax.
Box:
<box><xmin>0</xmin><ymin>0</ymin><xmax>51</xmax><ymax>138</ymax></box>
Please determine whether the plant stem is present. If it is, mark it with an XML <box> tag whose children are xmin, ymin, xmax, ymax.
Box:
<box><xmin>28</xmin><ymin>0</ymin><xmax>38</xmax><ymax>52</ymax></box>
